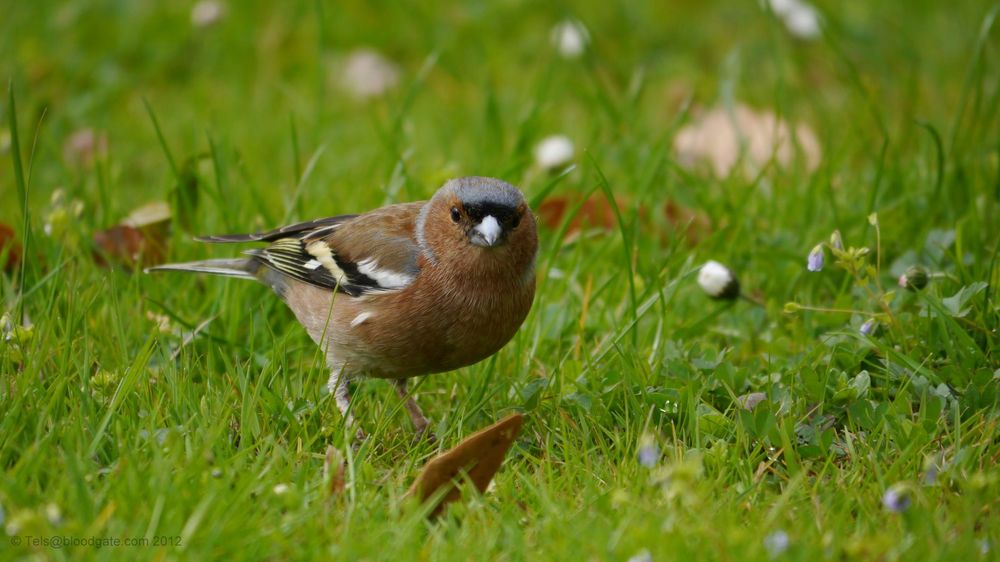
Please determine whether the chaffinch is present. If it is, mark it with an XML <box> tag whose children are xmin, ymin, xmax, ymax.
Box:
<box><xmin>149</xmin><ymin>177</ymin><xmax>538</xmax><ymax>438</ymax></box>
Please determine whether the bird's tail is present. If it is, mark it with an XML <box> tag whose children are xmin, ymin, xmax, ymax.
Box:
<box><xmin>145</xmin><ymin>258</ymin><xmax>258</xmax><ymax>279</ymax></box>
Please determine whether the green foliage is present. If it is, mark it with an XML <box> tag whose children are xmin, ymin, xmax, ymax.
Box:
<box><xmin>2</xmin><ymin>1</ymin><xmax>999</xmax><ymax>560</ymax></box>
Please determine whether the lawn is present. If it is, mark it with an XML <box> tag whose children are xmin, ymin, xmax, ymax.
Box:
<box><xmin>2</xmin><ymin>1</ymin><xmax>999</xmax><ymax>560</ymax></box>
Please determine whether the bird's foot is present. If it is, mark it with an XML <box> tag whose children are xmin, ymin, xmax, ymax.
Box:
<box><xmin>412</xmin><ymin>424</ymin><xmax>437</xmax><ymax>444</ymax></box>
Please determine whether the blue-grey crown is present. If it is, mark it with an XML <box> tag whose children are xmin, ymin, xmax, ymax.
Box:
<box><xmin>446</xmin><ymin>177</ymin><xmax>524</xmax><ymax>221</ymax></box>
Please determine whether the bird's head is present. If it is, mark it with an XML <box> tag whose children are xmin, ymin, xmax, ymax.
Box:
<box><xmin>417</xmin><ymin>177</ymin><xmax>537</xmax><ymax>276</ymax></box>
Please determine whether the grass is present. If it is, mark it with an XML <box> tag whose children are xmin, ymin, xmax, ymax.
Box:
<box><xmin>2</xmin><ymin>1</ymin><xmax>999</xmax><ymax>560</ymax></box>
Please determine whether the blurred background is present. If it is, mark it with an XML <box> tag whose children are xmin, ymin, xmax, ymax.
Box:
<box><xmin>2</xmin><ymin>3</ymin><xmax>999</xmax><ymax>558</ymax></box>
<box><xmin>2</xmin><ymin>1</ymin><xmax>994</xmax><ymax>223</ymax></box>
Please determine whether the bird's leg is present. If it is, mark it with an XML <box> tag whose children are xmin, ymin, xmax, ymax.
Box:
<box><xmin>328</xmin><ymin>369</ymin><xmax>366</xmax><ymax>441</ymax></box>
<box><xmin>393</xmin><ymin>379</ymin><xmax>433</xmax><ymax>439</ymax></box>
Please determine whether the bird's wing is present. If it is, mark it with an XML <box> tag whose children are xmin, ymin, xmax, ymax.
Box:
<box><xmin>243</xmin><ymin>202</ymin><xmax>425</xmax><ymax>297</ymax></box>
<box><xmin>195</xmin><ymin>215</ymin><xmax>359</xmax><ymax>243</ymax></box>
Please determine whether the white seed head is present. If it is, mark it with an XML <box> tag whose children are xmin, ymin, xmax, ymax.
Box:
<box><xmin>341</xmin><ymin>48</ymin><xmax>400</xmax><ymax>99</ymax></box>
<box><xmin>550</xmin><ymin>19</ymin><xmax>590</xmax><ymax>58</ymax></box>
<box><xmin>191</xmin><ymin>1</ymin><xmax>225</xmax><ymax>28</ymax></box>
<box><xmin>783</xmin><ymin>4</ymin><xmax>821</xmax><ymax>39</ymax></box>
<box><xmin>534</xmin><ymin>135</ymin><xmax>575</xmax><ymax>171</ymax></box>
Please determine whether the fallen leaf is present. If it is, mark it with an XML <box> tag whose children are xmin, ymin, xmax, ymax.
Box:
<box><xmin>93</xmin><ymin>201</ymin><xmax>171</xmax><ymax>269</ymax></box>
<box><xmin>0</xmin><ymin>222</ymin><xmax>22</xmax><ymax>272</ymax></box>
<box><xmin>406</xmin><ymin>413</ymin><xmax>524</xmax><ymax>518</ymax></box>
<box><xmin>538</xmin><ymin>194</ymin><xmax>706</xmax><ymax>246</ymax></box>
<box><xmin>673</xmin><ymin>104</ymin><xmax>821</xmax><ymax>177</ymax></box>
<box><xmin>325</xmin><ymin>445</ymin><xmax>346</xmax><ymax>497</ymax></box>
<box><xmin>537</xmin><ymin>194</ymin><xmax>626</xmax><ymax>235</ymax></box>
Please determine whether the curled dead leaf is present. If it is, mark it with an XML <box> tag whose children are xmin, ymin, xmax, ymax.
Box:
<box><xmin>93</xmin><ymin>225</ymin><xmax>167</xmax><ymax>269</ymax></box>
<box><xmin>405</xmin><ymin>413</ymin><xmax>524</xmax><ymax>518</ymax></box>
<box><xmin>93</xmin><ymin>202</ymin><xmax>171</xmax><ymax>269</ymax></box>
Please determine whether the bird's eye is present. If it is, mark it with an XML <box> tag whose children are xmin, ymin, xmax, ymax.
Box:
<box><xmin>510</xmin><ymin>214</ymin><xmax>521</xmax><ymax>229</ymax></box>
<box><xmin>450</xmin><ymin>207</ymin><xmax>461</xmax><ymax>223</ymax></box>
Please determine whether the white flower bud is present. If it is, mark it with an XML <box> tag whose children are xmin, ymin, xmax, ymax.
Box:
<box><xmin>533</xmin><ymin>135</ymin><xmax>575</xmax><ymax>171</ymax></box>
<box><xmin>550</xmin><ymin>20</ymin><xmax>590</xmax><ymax>58</ymax></box>
<box><xmin>697</xmin><ymin>260</ymin><xmax>740</xmax><ymax>300</ymax></box>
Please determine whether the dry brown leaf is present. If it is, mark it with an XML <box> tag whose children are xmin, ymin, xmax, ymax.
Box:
<box><xmin>406</xmin><ymin>413</ymin><xmax>524</xmax><ymax>518</ymax></box>
<box><xmin>93</xmin><ymin>201</ymin><xmax>171</xmax><ymax>269</ymax></box>
<box><xmin>0</xmin><ymin>223</ymin><xmax>22</xmax><ymax>272</ymax></box>
<box><xmin>537</xmin><ymin>194</ymin><xmax>635</xmax><ymax>236</ymax></box>
<box><xmin>325</xmin><ymin>445</ymin><xmax>346</xmax><ymax>497</ymax></box>
<box><xmin>538</xmin><ymin>194</ymin><xmax>708</xmax><ymax>247</ymax></box>
<box><xmin>93</xmin><ymin>226</ymin><xmax>168</xmax><ymax>270</ymax></box>
<box><xmin>673</xmin><ymin>104</ymin><xmax>821</xmax><ymax>177</ymax></box>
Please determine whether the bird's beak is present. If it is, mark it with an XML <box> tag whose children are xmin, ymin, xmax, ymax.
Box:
<box><xmin>471</xmin><ymin>215</ymin><xmax>503</xmax><ymax>247</ymax></box>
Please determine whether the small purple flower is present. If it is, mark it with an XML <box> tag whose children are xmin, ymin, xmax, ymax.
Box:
<box><xmin>638</xmin><ymin>446</ymin><xmax>659</xmax><ymax>468</ymax></box>
<box><xmin>859</xmin><ymin>319</ymin><xmax>877</xmax><ymax>336</ymax></box>
<box><xmin>807</xmin><ymin>244</ymin><xmax>824</xmax><ymax>272</ymax></box>
<box><xmin>923</xmin><ymin>465</ymin><xmax>938</xmax><ymax>485</ymax></box>
<box><xmin>638</xmin><ymin>436</ymin><xmax>660</xmax><ymax>468</ymax></box>
<box><xmin>764</xmin><ymin>530</ymin><xmax>790</xmax><ymax>558</ymax></box>
<box><xmin>882</xmin><ymin>483</ymin><xmax>911</xmax><ymax>513</ymax></box>
<box><xmin>829</xmin><ymin>230</ymin><xmax>843</xmax><ymax>251</ymax></box>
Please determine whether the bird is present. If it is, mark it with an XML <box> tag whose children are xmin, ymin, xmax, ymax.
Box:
<box><xmin>148</xmin><ymin>177</ymin><xmax>538</xmax><ymax>439</ymax></box>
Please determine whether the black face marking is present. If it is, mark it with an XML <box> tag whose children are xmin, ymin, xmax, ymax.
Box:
<box><xmin>445</xmin><ymin>177</ymin><xmax>527</xmax><ymax>236</ymax></box>
<box><xmin>463</xmin><ymin>202</ymin><xmax>519</xmax><ymax>226</ymax></box>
